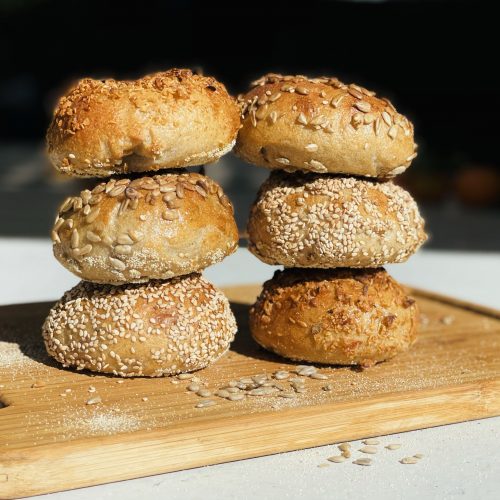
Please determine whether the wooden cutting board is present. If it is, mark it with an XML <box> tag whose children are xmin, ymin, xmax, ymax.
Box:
<box><xmin>1</xmin><ymin>285</ymin><xmax>499</xmax><ymax>499</ymax></box>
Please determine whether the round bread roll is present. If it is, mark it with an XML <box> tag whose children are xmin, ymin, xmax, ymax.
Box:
<box><xmin>250</xmin><ymin>268</ymin><xmax>418</xmax><ymax>366</ymax></box>
<box><xmin>43</xmin><ymin>274</ymin><xmax>237</xmax><ymax>377</ymax></box>
<box><xmin>47</xmin><ymin>69</ymin><xmax>240</xmax><ymax>177</ymax></box>
<box><xmin>52</xmin><ymin>172</ymin><xmax>238</xmax><ymax>284</ymax></box>
<box><xmin>235</xmin><ymin>74</ymin><xmax>416</xmax><ymax>178</ymax></box>
<box><xmin>248</xmin><ymin>171</ymin><xmax>426</xmax><ymax>268</ymax></box>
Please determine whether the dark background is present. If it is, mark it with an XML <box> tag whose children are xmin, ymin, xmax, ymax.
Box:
<box><xmin>1</xmin><ymin>0</ymin><xmax>499</xmax><ymax>249</ymax></box>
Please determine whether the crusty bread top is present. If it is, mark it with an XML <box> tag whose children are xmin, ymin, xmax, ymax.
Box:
<box><xmin>47</xmin><ymin>69</ymin><xmax>241</xmax><ymax>177</ymax></box>
<box><xmin>235</xmin><ymin>73</ymin><xmax>416</xmax><ymax>178</ymax></box>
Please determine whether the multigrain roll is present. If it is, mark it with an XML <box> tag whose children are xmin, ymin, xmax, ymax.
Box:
<box><xmin>250</xmin><ymin>268</ymin><xmax>418</xmax><ymax>366</ymax></box>
<box><xmin>47</xmin><ymin>69</ymin><xmax>240</xmax><ymax>177</ymax></box>
<box><xmin>52</xmin><ymin>172</ymin><xmax>238</xmax><ymax>284</ymax></box>
<box><xmin>248</xmin><ymin>171</ymin><xmax>426</xmax><ymax>268</ymax></box>
<box><xmin>235</xmin><ymin>74</ymin><xmax>416</xmax><ymax>178</ymax></box>
<box><xmin>42</xmin><ymin>274</ymin><xmax>237</xmax><ymax>377</ymax></box>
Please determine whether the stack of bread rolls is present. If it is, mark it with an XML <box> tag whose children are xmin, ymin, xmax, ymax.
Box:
<box><xmin>42</xmin><ymin>69</ymin><xmax>241</xmax><ymax>377</ymax></box>
<box><xmin>236</xmin><ymin>74</ymin><xmax>427</xmax><ymax>367</ymax></box>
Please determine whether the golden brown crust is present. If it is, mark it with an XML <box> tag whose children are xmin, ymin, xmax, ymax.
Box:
<box><xmin>248</xmin><ymin>171</ymin><xmax>427</xmax><ymax>268</ymax></box>
<box><xmin>235</xmin><ymin>74</ymin><xmax>416</xmax><ymax>178</ymax></box>
<box><xmin>42</xmin><ymin>274</ymin><xmax>237</xmax><ymax>377</ymax></box>
<box><xmin>250</xmin><ymin>268</ymin><xmax>418</xmax><ymax>366</ymax></box>
<box><xmin>47</xmin><ymin>69</ymin><xmax>240</xmax><ymax>177</ymax></box>
<box><xmin>52</xmin><ymin>172</ymin><xmax>238</xmax><ymax>284</ymax></box>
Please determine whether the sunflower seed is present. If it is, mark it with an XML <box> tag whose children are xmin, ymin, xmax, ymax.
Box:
<box><xmin>187</xmin><ymin>383</ymin><xmax>200</xmax><ymax>392</ymax></box>
<box><xmin>400</xmin><ymin>457</ymin><xmax>419</xmax><ymax>464</ymax></box>
<box><xmin>75</xmin><ymin>244</ymin><xmax>92</xmax><ymax>256</ymax></box>
<box><xmin>297</xmin><ymin>113</ymin><xmax>308</xmax><ymax>125</ymax></box>
<box><xmin>327</xmin><ymin>456</ymin><xmax>346</xmax><ymax>463</ymax></box>
<box><xmin>308</xmin><ymin>159</ymin><xmax>327</xmax><ymax>172</ymax></box>
<box><xmin>115</xmin><ymin>244</ymin><xmax>132</xmax><ymax>255</ymax></box>
<box><xmin>374</xmin><ymin>118</ymin><xmax>382</xmax><ymax>136</ymax></box>
<box><xmin>364</xmin><ymin>113</ymin><xmax>375</xmax><ymax>124</ymax></box>
<box><xmin>70</xmin><ymin>229</ymin><xmax>79</xmax><ymax>249</ymax></box>
<box><xmin>269</xmin><ymin>92</ymin><xmax>282</xmax><ymax>102</ymax></box>
<box><xmin>228</xmin><ymin>393</ymin><xmax>245</xmax><ymax>401</ymax></box>
<box><xmin>128</xmin><ymin>229</ymin><xmax>143</xmax><ymax>242</ymax></box>
<box><xmin>268</xmin><ymin>111</ymin><xmax>278</xmax><ymax>124</ymax></box>
<box><xmin>275</xmin><ymin>157</ymin><xmax>290</xmax><ymax>165</ymax></box>
<box><xmin>295</xmin><ymin>86</ymin><xmax>309</xmax><ymax>95</ymax></box>
<box><xmin>359</xmin><ymin>446</ymin><xmax>378</xmax><ymax>454</ymax></box>
<box><xmin>304</xmin><ymin>143</ymin><xmax>319</xmax><ymax>153</ymax></box>
<box><xmin>195</xmin><ymin>400</ymin><xmax>215</xmax><ymax>408</ymax></box>
<box><xmin>215</xmin><ymin>389</ymin><xmax>230</xmax><ymax>398</ymax></box>
<box><xmin>274</xmin><ymin>370</ymin><xmax>290</xmax><ymax>380</ymax></box>
<box><xmin>386</xmin><ymin>444</ymin><xmax>401</xmax><ymax>450</ymax></box>
<box><xmin>406</xmin><ymin>152</ymin><xmax>418</xmax><ymax>161</ymax></box>
<box><xmin>310</xmin><ymin>115</ymin><xmax>327</xmax><ymax>126</ymax></box>
<box><xmin>381</xmin><ymin>111</ymin><xmax>392</xmax><ymax>126</ymax></box>
<box><xmin>109</xmin><ymin>185</ymin><xmax>126</xmax><ymax>197</ymax></box>
<box><xmin>197</xmin><ymin>389</ymin><xmax>212</xmax><ymax>398</ymax></box>
<box><xmin>354</xmin><ymin>101</ymin><xmax>372</xmax><ymax>113</ymax></box>
<box><xmin>162</xmin><ymin>210</ymin><xmax>178</xmax><ymax>221</ymax></box>
<box><xmin>109</xmin><ymin>257</ymin><xmax>126</xmax><ymax>271</ymax></box>
<box><xmin>176</xmin><ymin>183</ymin><xmax>185</xmax><ymax>198</ymax></box>
<box><xmin>414</xmin><ymin>453</ymin><xmax>424</xmax><ymax>459</ymax></box>
<box><xmin>85</xmin><ymin>208</ymin><xmax>100</xmax><ymax>223</ymax></box>
<box><xmin>353</xmin><ymin>458</ymin><xmax>372</xmax><ymax>466</ymax></box>
<box><xmin>322</xmin><ymin>384</ymin><xmax>333</xmax><ymax>391</ymax></box>
<box><xmin>363</xmin><ymin>438</ymin><xmax>380</xmax><ymax>445</ymax></box>
<box><xmin>310</xmin><ymin>373</ymin><xmax>328</xmax><ymax>380</ymax></box>
<box><xmin>388</xmin><ymin>125</ymin><xmax>398</xmax><ymax>139</ymax></box>
<box><xmin>257</xmin><ymin>95</ymin><xmax>268</xmax><ymax>106</ymax></box>
<box><xmin>338</xmin><ymin>443</ymin><xmax>351</xmax><ymax>452</ymax></box>
<box><xmin>248</xmin><ymin>387</ymin><xmax>275</xmax><ymax>396</ymax></box>
<box><xmin>117</xmin><ymin>234</ymin><xmax>134</xmax><ymax>245</ymax></box>
<box><xmin>86</xmin><ymin>396</ymin><xmax>102</xmax><ymax>405</ymax></box>
<box><xmin>177</xmin><ymin>373</ymin><xmax>193</xmax><ymax>380</ymax></box>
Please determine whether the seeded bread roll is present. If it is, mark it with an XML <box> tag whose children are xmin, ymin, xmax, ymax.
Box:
<box><xmin>43</xmin><ymin>274</ymin><xmax>237</xmax><ymax>377</ymax></box>
<box><xmin>52</xmin><ymin>172</ymin><xmax>238</xmax><ymax>284</ymax></box>
<box><xmin>250</xmin><ymin>268</ymin><xmax>418</xmax><ymax>366</ymax></box>
<box><xmin>235</xmin><ymin>74</ymin><xmax>416</xmax><ymax>178</ymax></box>
<box><xmin>248</xmin><ymin>171</ymin><xmax>426</xmax><ymax>268</ymax></box>
<box><xmin>47</xmin><ymin>69</ymin><xmax>240</xmax><ymax>177</ymax></box>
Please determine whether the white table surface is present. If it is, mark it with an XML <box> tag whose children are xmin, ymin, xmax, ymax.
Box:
<box><xmin>1</xmin><ymin>239</ymin><xmax>499</xmax><ymax>500</ymax></box>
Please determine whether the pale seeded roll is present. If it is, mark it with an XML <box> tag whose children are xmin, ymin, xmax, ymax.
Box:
<box><xmin>52</xmin><ymin>172</ymin><xmax>238</xmax><ymax>284</ymax></box>
<box><xmin>42</xmin><ymin>274</ymin><xmax>237</xmax><ymax>377</ymax></box>
<box><xmin>250</xmin><ymin>268</ymin><xmax>418</xmax><ymax>367</ymax></box>
<box><xmin>47</xmin><ymin>69</ymin><xmax>240</xmax><ymax>177</ymax></box>
<box><xmin>235</xmin><ymin>74</ymin><xmax>417</xmax><ymax>178</ymax></box>
<box><xmin>248</xmin><ymin>171</ymin><xmax>426</xmax><ymax>268</ymax></box>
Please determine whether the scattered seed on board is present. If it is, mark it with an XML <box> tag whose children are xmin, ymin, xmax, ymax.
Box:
<box><xmin>414</xmin><ymin>453</ymin><xmax>424</xmax><ymax>459</ymax></box>
<box><xmin>197</xmin><ymin>389</ymin><xmax>212</xmax><ymax>398</ymax></box>
<box><xmin>363</xmin><ymin>438</ymin><xmax>380</xmax><ymax>445</ymax></box>
<box><xmin>338</xmin><ymin>443</ymin><xmax>351</xmax><ymax>452</ymax></box>
<box><xmin>327</xmin><ymin>455</ymin><xmax>347</xmax><ymax>463</ymax></box>
<box><xmin>187</xmin><ymin>383</ymin><xmax>200</xmax><ymax>392</ymax></box>
<box><xmin>177</xmin><ymin>373</ymin><xmax>193</xmax><ymax>380</ymax></box>
<box><xmin>317</xmin><ymin>463</ymin><xmax>330</xmax><ymax>468</ymax></box>
<box><xmin>359</xmin><ymin>446</ymin><xmax>378</xmax><ymax>454</ymax></box>
<box><xmin>195</xmin><ymin>400</ymin><xmax>215</xmax><ymax>408</ymax></box>
<box><xmin>386</xmin><ymin>443</ymin><xmax>401</xmax><ymax>450</ymax></box>
<box><xmin>342</xmin><ymin>450</ymin><xmax>352</xmax><ymax>458</ymax></box>
<box><xmin>86</xmin><ymin>396</ymin><xmax>102</xmax><ymax>405</ymax></box>
<box><xmin>353</xmin><ymin>458</ymin><xmax>372</xmax><ymax>466</ymax></box>
<box><xmin>400</xmin><ymin>457</ymin><xmax>419</xmax><ymax>464</ymax></box>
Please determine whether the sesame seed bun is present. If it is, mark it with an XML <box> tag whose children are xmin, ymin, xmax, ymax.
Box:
<box><xmin>52</xmin><ymin>172</ymin><xmax>238</xmax><ymax>284</ymax></box>
<box><xmin>42</xmin><ymin>274</ymin><xmax>237</xmax><ymax>377</ymax></box>
<box><xmin>47</xmin><ymin>69</ymin><xmax>240</xmax><ymax>177</ymax></box>
<box><xmin>235</xmin><ymin>74</ymin><xmax>416</xmax><ymax>178</ymax></box>
<box><xmin>250</xmin><ymin>268</ymin><xmax>418</xmax><ymax>366</ymax></box>
<box><xmin>248</xmin><ymin>171</ymin><xmax>426</xmax><ymax>268</ymax></box>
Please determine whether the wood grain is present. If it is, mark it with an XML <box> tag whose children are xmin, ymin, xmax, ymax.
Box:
<box><xmin>0</xmin><ymin>285</ymin><xmax>499</xmax><ymax>498</ymax></box>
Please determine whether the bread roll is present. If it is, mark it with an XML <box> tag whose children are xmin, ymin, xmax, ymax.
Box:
<box><xmin>52</xmin><ymin>172</ymin><xmax>238</xmax><ymax>284</ymax></box>
<box><xmin>248</xmin><ymin>171</ymin><xmax>426</xmax><ymax>268</ymax></box>
<box><xmin>235</xmin><ymin>74</ymin><xmax>416</xmax><ymax>178</ymax></box>
<box><xmin>250</xmin><ymin>268</ymin><xmax>418</xmax><ymax>366</ymax></box>
<box><xmin>43</xmin><ymin>274</ymin><xmax>237</xmax><ymax>377</ymax></box>
<box><xmin>47</xmin><ymin>69</ymin><xmax>240</xmax><ymax>177</ymax></box>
